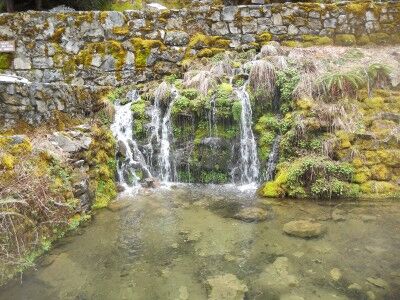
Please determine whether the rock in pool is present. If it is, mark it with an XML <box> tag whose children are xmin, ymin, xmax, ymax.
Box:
<box><xmin>234</xmin><ymin>207</ymin><xmax>268</xmax><ymax>222</ymax></box>
<box><xmin>283</xmin><ymin>220</ymin><xmax>325</xmax><ymax>238</ymax></box>
<box><xmin>206</xmin><ymin>274</ymin><xmax>248</xmax><ymax>300</ymax></box>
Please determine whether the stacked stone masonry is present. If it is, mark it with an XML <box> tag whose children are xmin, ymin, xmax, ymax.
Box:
<box><xmin>0</xmin><ymin>1</ymin><xmax>399</xmax><ymax>86</ymax></box>
<box><xmin>0</xmin><ymin>82</ymin><xmax>110</xmax><ymax>127</ymax></box>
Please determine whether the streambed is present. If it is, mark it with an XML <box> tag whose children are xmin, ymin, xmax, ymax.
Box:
<box><xmin>1</xmin><ymin>186</ymin><xmax>399</xmax><ymax>299</ymax></box>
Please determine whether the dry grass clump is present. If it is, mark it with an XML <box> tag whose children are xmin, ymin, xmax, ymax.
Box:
<box><xmin>249</xmin><ymin>60</ymin><xmax>276</xmax><ymax>98</ymax></box>
<box><xmin>182</xmin><ymin>53</ymin><xmax>234</xmax><ymax>95</ymax></box>
<box><xmin>183</xmin><ymin>70</ymin><xmax>216</xmax><ymax>95</ymax></box>
<box><xmin>0</xmin><ymin>152</ymin><xmax>74</xmax><ymax>280</ymax></box>
<box><xmin>312</xmin><ymin>101</ymin><xmax>360</xmax><ymax>133</ymax></box>
<box><xmin>154</xmin><ymin>81</ymin><xmax>171</xmax><ymax>103</ymax></box>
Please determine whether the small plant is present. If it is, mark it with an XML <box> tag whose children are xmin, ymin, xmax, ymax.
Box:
<box><xmin>276</xmin><ymin>67</ymin><xmax>300</xmax><ymax>113</ymax></box>
<box><xmin>317</xmin><ymin>69</ymin><xmax>366</xmax><ymax>100</ymax></box>
<box><xmin>365</xmin><ymin>63</ymin><xmax>392</xmax><ymax>96</ymax></box>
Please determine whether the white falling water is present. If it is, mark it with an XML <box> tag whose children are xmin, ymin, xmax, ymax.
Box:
<box><xmin>265</xmin><ymin>135</ymin><xmax>281</xmax><ymax>181</ymax></box>
<box><xmin>208</xmin><ymin>96</ymin><xmax>217</xmax><ymax>137</ymax></box>
<box><xmin>145</xmin><ymin>89</ymin><xmax>162</xmax><ymax>170</ymax></box>
<box><xmin>159</xmin><ymin>89</ymin><xmax>178</xmax><ymax>182</ymax></box>
<box><xmin>111</xmin><ymin>93</ymin><xmax>152</xmax><ymax>189</ymax></box>
<box><xmin>235</xmin><ymin>84</ymin><xmax>260</xmax><ymax>184</ymax></box>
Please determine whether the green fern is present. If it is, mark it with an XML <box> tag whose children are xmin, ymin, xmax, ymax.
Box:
<box><xmin>318</xmin><ymin>69</ymin><xmax>366</xmax><ymax>100</ymax></box>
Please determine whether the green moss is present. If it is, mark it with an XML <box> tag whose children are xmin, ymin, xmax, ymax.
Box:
<box><xmin>92</xmin><ymin>179</ymin><xmax>117</xmax><ymax>209</ymax></box>
<box><xmin>315</xmin><ymin>36</ymin><xmax>333</xmax><ymax>46</ymax></box>
<box><xmin>197</xmin><ymin>48</ymin><xmax>225</xmax><ymax>58</ymax></box>
<box><xmin>260</xmin><ymin>181</ymin><xmax>282</xmax><ymax>198</ymax></box>
<box><xmin>232</xmin><ymin>101</ymin><xmax>242</xmax><ymax>122</ymax></box>
<box><xmin>75</xmin><ymin>41</ymin><xmax>127</xmax><ymax>71</ymax></box>
<box><xmin>172</xmin><ymin>95</ymin><xmax>191</xmax><ymax>115</ymax></box>
<box><xmin>360</xmin><ymin>181</ymin><xmax>399</xmax><ymax>195</ymax></box>
<box><xmin>110</xmin><ymin>1</ymin><xmax>142</xmax><ymax>11</ymax></box>
<box><xmin>281</xmin><ymin>40</ymin><xmax>303</xmax><ymax>48</ymax></box>
<box><xmin>86</xmin><ymin>125</ymin><xmax>117</xmax><ymax>209</ymax></box>
<box><xmin>51</xmin><ymin>27</ymin><xmax>65</xmax><ymax>43</ymax></box>
<box><xmin>74</xmin><ymin>12</ymin><xmax>94</xmax><ymax>27</ymax></box>
<box><xmin>256</xmin><ymin>32</ymin><xmax>272</xmax><ymax>44</ymax></box>
<box><xmin>369</xmin><ymin>33</ymin><xmax>390</xmax><ymax>45</ymax></box>
<box><xmin>334</xmin><ymin>34</ymin><xmax>356</xmax><ymax>46</ymax></box>
<box><xmin>131</xmin><ymin>98</ymin><xmax>149</xmax><ymax>138</ymax></box>
<box><xmin>345</xmin><ymin>3</ymin><xmax>369</xmax><ymax>16</ymax></box>
<box><xmin>186</xmin><ymin>33</ymin><xmax>230</xmax><ymax>58</ymax></box>
<box><xmin>261</xmin><ymin>156</ymin><xmax>356</xmax><ymax>199</ymax></box>
<box><xmin>0</xmin><ymin>53</ymin><xmax>12</xmax><ymax>69</ymax></box>
<box><xmin>131</xmin><ymin>38</ymin><xmax>165</xmax><ymax>68</ymax></box>
<box><xmin>357</xmin><ymin>34</ymin><xmax>371</xmax><ymax>46</ymax></box>
<box><xmin>112</xmin><ymin>26</ymin><xmax>130</xmax><ymax>35</ymax></box>
<box><xmin>199</xmin><ymin>170</ymin><xmax>228</xmax><ymax>184</ymax></box>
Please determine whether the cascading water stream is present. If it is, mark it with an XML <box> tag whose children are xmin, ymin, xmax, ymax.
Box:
<box><xmin>111</xmin><ymin>92</ymin><xmax>152</xmax><ymax>189</ymax></box>
<box><xmin>235</xmin><ymin>84</ymin><xmax>260</xmax><ymax>184</ymax></box>
<box><xmin>145</xmin><ymin>90</ymin><xmax>162</xmax><ymax>171</ymax></box>
<box><xmin>265</xmin><ymin>135</ymin><xmax>281</xmax><ymax>181</ymax></box>
<box><xmin>159</xmin><ymin>88</ymin><xmax>178</xmax><ymax>182</ymax></box>
<box><xmin>208</xmin><ymin>95</ymin><xmax>217</xmax><ymax>137</ymax></box>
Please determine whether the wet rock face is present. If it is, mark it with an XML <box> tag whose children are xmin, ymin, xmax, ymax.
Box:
<box><xmin>283</xmin><ymin>220</ymin><xmax>325</xmax><ymax>238</ymax></box>
<box><xmin>206</xmin><ymin>274</ymin><xmax>248</xmax><ymax>300</ymax></box>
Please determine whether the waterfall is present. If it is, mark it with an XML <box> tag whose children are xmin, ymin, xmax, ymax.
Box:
<box><xmin>208</xmin><ymin>96</ymin><xmax>217</xmax><ymax>137</ymax></box>
<box><xmin>145</xmin><ymin>89</ymin><xmax>162</xmax><ymax>171</ymax></box>
<box><xmin>235</xmin><ymin>84</ymin><xmax>260</xmax><ymax>184</ymax></box>
<box><xmin>159</xmin><ymin>89</ymin><xmax>178</xmax><ymax>182</ymax></box>
<box><xmin>111</xmin><ymin>92</ymin><xmax>152</xmax><ymax>189</ymax></box>
<box><xmin>265</xmin><ymin>135</ymin><xmax>281</xmax><ymax>181</ymax></box>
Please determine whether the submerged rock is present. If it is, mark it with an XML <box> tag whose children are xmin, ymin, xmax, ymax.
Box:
<box><xmin>361</xmin><ymin>215</ymin><xmax>377</xmax><ymax>222</ymax></box>
<box><xmin>366</xmin><ymin>277</ymin><xmax>388</xmax><ymax>289</ymax></box>
<box><xmin>330</xmin><ymin>268</ymin><xmax>342</xmax><ymax>281</ymax></box>
<box><xmin>332</xmin><ymin>209</ymin><xmax>346</xmax><ymax>221</ymax></box>
<box><xmin>348</xmin><ymin>283</ymin><xmax>362</xmax><ymax>291</ymax></box>
<box><xmin>280</xmin><ymin>295</ymin><xmax>305</xmax><ymax>300</ymax></box>
<box><xmin>178</xmin><ymin>286</ymin><xmax>189</xmax><ymax>300</ymax></box>
<box><xmin>234</xmin><ymin>207</ymin><xmax>268</xmax><ymax>222</ymax></box>
<box><xmin>206</xmin><ymin>274</ymin><xmax>248</xmax><ymax>300</ymax></box>
<box><xmin>255</xmin><ymin>257</ymin><xmax>298</xmax><ymax>293</ymax></box>
<box><xmin>283</xmin><ymin>220</ymin><xmax>325</xmax><ymax>238</ymax></box>
<box><xmin>143</xmin><ymin>177</ymin><xmax>160</xmax><ymax>189</ymax></box>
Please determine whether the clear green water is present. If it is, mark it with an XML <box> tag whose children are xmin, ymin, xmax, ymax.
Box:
<box><xmin>1</xmin><ymin>185</ymin><xmax>399</xmax><ymax>300</ymax></box>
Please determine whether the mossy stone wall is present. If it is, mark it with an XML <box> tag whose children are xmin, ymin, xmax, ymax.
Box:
<box><xmin>0</xmin><ymin>82</ymin><xmax>110</xmax><ymax>128</ymax></box>
<box><xmin>0</xmin><ymin>1</ymin><xmax>399</xmax><ymax>86</ymax></box>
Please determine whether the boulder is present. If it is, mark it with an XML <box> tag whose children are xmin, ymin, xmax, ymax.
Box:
<box><xmin>143</xmin><ymin>177</ymin><xmax>160</xmax><ymax>189</ymax></box>
<box><xmin>283</xmin><ymin>220</ymin><xmax>325</xmax><ymax>238</ymax></box>
<box><xmin>234</xmin><ymin>207</ymin><xmax>268</xmax><ymax>222</ymax></box>
<box><xmin>206</xmin><ymin>274</ymin><xmax>248</xmax><ymax>300</ymax></box>
<box><xmin>255</xmin><ymin>257</ymin><xmax>298</xmax><ymax>293</ymax></box>
<box><xmin>164</xmin><ymin>31</ymin><xmax>190</xmax><ymax>46</ymax></box>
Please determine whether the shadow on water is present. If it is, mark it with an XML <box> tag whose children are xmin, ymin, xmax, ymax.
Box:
<box><xmin>1</xmin><ymin>185</ymin><xmax>400</xmax><ymax>300</ymax></box>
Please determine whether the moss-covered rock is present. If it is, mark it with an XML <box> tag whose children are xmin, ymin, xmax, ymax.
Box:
<box><xmin>334</xmin><ymin>34</ymin><xmax>356</xmax><ymax>46</ymax></box>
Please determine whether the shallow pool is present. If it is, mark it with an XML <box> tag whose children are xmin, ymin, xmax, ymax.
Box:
<box><xmin>1</xmin><ymin>185</ymin><xmax>399</xmax><ymax>299</ymax></box>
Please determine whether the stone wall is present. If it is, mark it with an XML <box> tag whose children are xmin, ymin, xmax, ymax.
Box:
<box><xmin>0</xmin><ymin>82</ymin><xmax>110</xmax><ymax>127</ymax></box>
<box><xmin>0</xmin><ymin>1</ymin><xmax>399</xmax><ymax>86</ymax></box>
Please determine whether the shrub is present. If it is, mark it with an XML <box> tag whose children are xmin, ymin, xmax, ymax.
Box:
<box><xmin>276</xmin><ymin>67</ymin><xmax>300</xmax><ymax>113</ymax></box>
<box><xmin>317</xmin><ymin>69</ymin><xmax>366</xmax><ymax>100</ymax></box>
<box><xmin>262</xmin><ymin>156</ymin><xmax>357</xmax><ymax>199</ymax></box>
